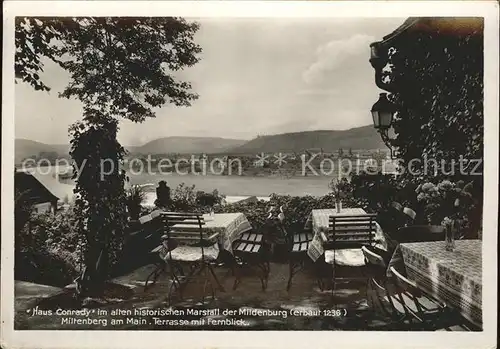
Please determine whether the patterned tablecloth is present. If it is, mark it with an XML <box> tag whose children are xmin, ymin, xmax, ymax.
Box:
<box><xmin>188</xmin><ymin>213</ymin><xmax>252</xmax><ymax>254</ymax></box>
<box><xmin>305</xmin><ymin>208</ymin><xmax>387</xmax><ymax>264</ymax></box>
<box><xmin>399</xmin><ymin>240</ymin><xmax>482</xmax><ymax>327</ymax></box>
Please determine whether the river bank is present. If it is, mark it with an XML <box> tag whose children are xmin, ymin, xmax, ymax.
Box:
<box><xmin>22</xmin><ymin>166</ymin><xmax>333</xmax><ymax>204</ymax></box>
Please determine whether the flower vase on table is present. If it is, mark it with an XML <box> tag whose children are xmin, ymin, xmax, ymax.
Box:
<box><xmin>329</xmin><ymin>177</ymin><xmax>350</xmax><ymax>214</ymax></box>
<box><xmin>442</xmin><ymin>217</ymin><xmax>455</xmax><ymax>252</ymax></box>
<box><xmin>205</xmin><ymin>208</ymin><xmax>215</xmax><ymax>221</ymax></box>
<box><xmin>335</xmin><ymin>200</ymin><xmax>342</xmax><ymax>213</ymax></box>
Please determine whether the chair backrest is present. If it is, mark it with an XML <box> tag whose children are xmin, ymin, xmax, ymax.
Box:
<box><xmin>391</xmin><ymin>201</ymin><xmax>403</xmax><ymax>211</ymax></box>
<box><xmin>362</xmin><ymin>246</ymin><xmax>388</xmax><ymax>283</ymax></box>
<box><xmin>403</xmin><ymin>207</ymin><xmax>417</xmax><ymax>220</ymax></box>
<box><xmin>389</xmin><ymin>266</ymin><xmax>429</xmax><ymax>319</ymax></box>
<box><xmin>134</xmin><ymin>210</ymin><xmax>165</xmax><ymax>244</ymax></box>
<box><xmin>389</xmin><ymin>266</ymin><xmax>421</xmax><ymax>297</ymax></box>
<box><xmin>370</xmin><ymin>277</ymin><xmax>400</xmax><ymax>317</ymax></box>
<box><xmin>392</xmin><ymin>225</ymin><xmax>445</xmax><ymax>243</ymax></box>
<box><xmin>361</xmin><ymin>246</ymin><xmax>387</xmax><ymax>268</ymax></box>
<box><xmin>327</xmin><ymin>214</ymin><xmax>377</xmax><ymax>249</ymax></box>
<box><xmin>161</xmin><ymin>212</ymin><xmax>207</xmax><ymax>245</ymax></box>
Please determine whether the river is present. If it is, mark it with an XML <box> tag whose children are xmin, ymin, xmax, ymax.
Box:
<box><xmin>27</xmin><ymin>165</ymin><xmax>333</xmax><ymax>205</ymax></box>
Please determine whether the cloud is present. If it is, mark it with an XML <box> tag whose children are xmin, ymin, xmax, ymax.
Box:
<box><xmin>295</xmin><ymin>89</ymin><xmax>339</xmax><ymax>96</ymax></box>
<box><xmin>302</xmin><ymin>34</ymin><xmax>375</xmax><ymax>85</ymax></box>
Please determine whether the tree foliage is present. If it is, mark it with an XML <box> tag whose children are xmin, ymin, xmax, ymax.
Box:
<box><xmin>15</xmin><ymin>17</ymin><xmax>202</xmax><ymax>297</ymax></box>
<box><xmin>15</xmin><ymin>17</ymin><xmax>63</xmax><ymax>91</ymax></box>
<box><xmin>16</xmin><ymin>17</ymin><xmax>201</xmax><ymax>121</ymax></box>
<box><xmin>55</xmin><ymin>17</ymin><xmax>201</xmax><ymax>122</ymax></box>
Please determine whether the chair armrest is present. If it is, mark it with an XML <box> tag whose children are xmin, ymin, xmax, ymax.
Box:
<box><xmin>151</xmin><ymin>245</ymin><xmax>163</xmax><ymax>253</ymax></box>
<box><xmin>206</xmin><ymin>232</ymin><xmax>220</xmax><ymax>242</ymax></box>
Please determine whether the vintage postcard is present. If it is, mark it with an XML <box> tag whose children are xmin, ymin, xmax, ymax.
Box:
<box><xmin>1</xmin><ymin>1</ymin><xmax>498</xmax><ymax>348</ymax></box>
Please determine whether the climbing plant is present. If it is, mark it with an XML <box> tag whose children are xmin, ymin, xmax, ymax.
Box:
<box><xmin>380</xmin><ymin>18</ymin><xmax>484</xmax><ymax>237</ymax></box>
<box><xmin>386</xmin><ymin>19</ymin><xmax>483</xmax><ymax>176</ymax></box>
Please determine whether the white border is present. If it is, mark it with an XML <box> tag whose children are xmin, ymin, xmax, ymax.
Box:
<box><xmin>2</xmin><ymin>1</ymin><xmax>498</xmax><ymax>349</ymax></box>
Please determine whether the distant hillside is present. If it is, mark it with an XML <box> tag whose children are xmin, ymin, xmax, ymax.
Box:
<box><xmin>15</xmin><ymin>139</ymin><xmax>70</xmax><ymax>163</ymax></box>
<box><xmin>15</xmin><ymin>126</ymin><xmax>384</xmax><ymax>162</ymax></box>
<box><xmin>16</xmin><ymin>137</ymin><xmax>247</xmax><ymax>162</ymax></box>
<box><xmin>130</xmin><ymin>137</ymin><xmax>247</xmax><ymax>155</ymax></box>
<box><xmin>226</xmin><ymin>125</ymin><xmax>386</xmax><ymax>154</ymax></box>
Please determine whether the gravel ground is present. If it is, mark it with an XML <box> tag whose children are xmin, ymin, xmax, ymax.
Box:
<box><xmin>15</xmin><ymin>262</ymin><xmax>400</xmax><ymax>330</ymax></box>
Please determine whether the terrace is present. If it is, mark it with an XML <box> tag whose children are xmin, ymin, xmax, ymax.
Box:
<box><xmin>16</xmin><ymin>189</ymin><xmax>482</xmax><ymax>331</ymax></box>
<box><xmin>13</xmin><ymin>16</ymin><xmax>484</xmax><ymax>334</ymax></box>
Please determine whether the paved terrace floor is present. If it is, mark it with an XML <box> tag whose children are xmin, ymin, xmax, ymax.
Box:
<box><xmin>15</xmin><ymin>261</ymin><xmax>398</xmax><ymax>330</ymax></box>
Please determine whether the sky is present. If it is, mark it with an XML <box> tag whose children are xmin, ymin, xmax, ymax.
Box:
<box><xmin>15</xmin><ymin>17</ymin><xmax>405</xmax><ymax>146</ymax></box>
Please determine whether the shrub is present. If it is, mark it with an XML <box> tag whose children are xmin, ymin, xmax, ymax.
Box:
<box><xmin>196</xmin><ymin>189</ymin><xmax>224</xmax><ymax>209</ymax></box>
<box><xmin>161</xmin><ymin>183</ymin><xmax>226</xmax><ymax>213</ymax></box>
<box><xmin>15</xmin><ymin>250</ymin><xmax>79</xmax><ymax>287</ymax></box>
<box><xmin>217</xmin><ymin>192</ymin><xmax>356</xmax><ymax>235</ymax></box>
<box><xmin>15</xmin><ymin>206</ymin><xmax>83</xmax><ymax>287</ymax></box>
<box><xmin>415</xmin><ymin>179</ymin><xmax>475</xmax><ymax>233</ymax></box>
<box><xmin>328</xmin><ymin>177</ymin><xmax>352</xmax><ymax>201</ymax></box>
<box><xmin>349</xmin><ymin>171</ymin><xmax>403</xmax><ymax>212</ymax></box>
<box><xmin>217</xmin><ymin>199</ymin><xmax>273</xmax><ymax>233</ymax></box>
<box><xmin>15</xmin><ymin>189</ymin><xmax>33</xmax><ymax>240</ymax></box>
<box><xmin>169</xmin><ymin>183</ymin><xmax>198</xmax><ymax>212</ymax></box>
<box><xmin>216</xmin><ymin>174</ymin><xmax>416</xmax><ymax>239</ymax></box>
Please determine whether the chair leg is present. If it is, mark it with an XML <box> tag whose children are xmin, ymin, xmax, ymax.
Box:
<box><xmin>177</xmin><ymin>262</ymin><xmax>201</xmax><ymax>300</ymax></box>
<box><xmin>264</xmin><ymin>260</ymin><xmax>270</xmax><ymax>282</ymax></box>
<box><xmin>232</xmin><ymin>264</ymin><xmax>242</xmax><ymax>290</ymax></box>
<box><xmin>286</xmin><ymin>260</ymin><xmax>294</xmax><ymax>291</ymax></box>
<box><xmin>331</xmin><ymin>264</ymin><xmax>336</xmax><ymax>299</ymax></box>
<box><xmin>316</xmin><ymin>267</ymin><xmax>324</xmax><ymax>291</ymax></box>
<box><xmin>362</xmin><ymin>267</ymin><xmax>371</xmax><ymax>304</ymax></box>
<box><xmin>195</xmin><ymin>263</ymin><xmax>206</xmax><ymax>276</ymax></box>
<box><xmin>202</xmin><ymin>265</ymin><xmax>216</xmax><ymax>303</ymax></box>
<box><xmin>174</xmin><ymin>262</ymin><xmax>185</xmax><ymax>277</ymax></box>
<box><xmin>366</xmin><ymin>278</ymin><xmax>382</xmax><ymax>312</ymax></box>
<box><xmin>317</xmin><ymin>278</ymin><xmax>324</xmax><ymax>291</ymax></box>
<box><xmin>166</xmin><ymin>279</ymin><xmax>176</xmax><ymax>306</ymax></box>
<box><xmin>256</xmin><ymin>263</ymin><xmax>268</xmax><ymax>291</ymax></box>
<box><xmin>144</xmin><ymin>269</ymin><xmax>155</xmax><ymax>291</ymax></box>
<box><xmin>315</xmin><ymin>260</ymin><xmax>327</xmax><ymax>291</ymax></box>
<box><xmin>168</xmin><ymin>262</ymin><xmax>182</xmax><ymax>291</ymax></box>
<box><xmin>144</xmin><ymin>262</ymin><xmax>165</xmax><ymax>291</ymax></box>
<box><xmin>224</xmin><ymin>257</ymin><xmax>237</xmax><ymax>278</ymax></box>
<box><xmin>207</xmin><ymin>263</ymin><xmax>225</xmax><ymax>292</ymax></box>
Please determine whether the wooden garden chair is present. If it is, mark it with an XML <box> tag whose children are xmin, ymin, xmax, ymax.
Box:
<box><xmin>147</xmin><ymin>212</ymin><xmax>224</xmax><ymax>304</ymax></box>
<box><xmin>232</xmin><ymin>230</ymin><xmax>271</xmax><ymax>291</ymax></box>
<box><xmin>321</xmin><ymin>214</ymin><xmax>377</xmax><ymax>296</ymax></box>
<box><xmin>362</xmin><ymin>246</ymin><xmax>406</xmax><ymax>324</ymax></box>
<box><xmin>285</xmin><ymin>223</ymin><xmax>314</xmax><ymax>292</ymax></box>
<box><xmin>389</xmin><ymin>266</ymin><xmax>474</xmax><ymax>331</ymax></box>
<box><xmin>362</xmin><ymin>249</ymin><xmax>473</xmax><ymax>331</ymax></box>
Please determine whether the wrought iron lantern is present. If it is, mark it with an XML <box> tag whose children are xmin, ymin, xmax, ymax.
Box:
<box><xmin>371</xmin><ymin>92</ymin><xmax>397</xmax><ymax>158</ymax></box>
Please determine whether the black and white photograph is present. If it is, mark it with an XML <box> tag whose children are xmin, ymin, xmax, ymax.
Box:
<box><xmin>1</xmin><ymin>1</ymin><xmax>498</xmax><ymax>348</ymax></box>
